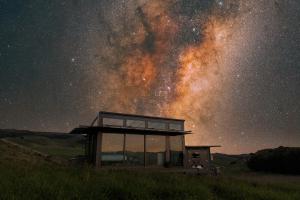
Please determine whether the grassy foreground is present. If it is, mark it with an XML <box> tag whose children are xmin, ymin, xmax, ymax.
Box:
<box><xmin>1</xmin><ymin>140</ymin><xmax>300</xmax><ymax>200</ymax></box>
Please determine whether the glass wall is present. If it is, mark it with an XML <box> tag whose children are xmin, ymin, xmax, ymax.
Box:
<box><xmin>146</xmin><ymin>135</ymin><xmax>166</xmax><ymax>166</ymax></box>
<box><xmin>148</xmin><ymin>121</ymin><xmax>166</xmax><ymax>130</ymax></box>
<box><xmin>125</xmin><ymin>134</ymin><xmax>145</xmax><ymax>166</ymax></box>
<box><xmin>103</xmin><ymin>118</ymin><xmax>124</xmax><ymax>126</ymax></box>
<box><xmin>126</xmin><ymin>119</ymin><xmax>145</xmax><ymax>128</ymax></box>
<box><xmin>100</xmin><ymin>112</ymin><xmax>184</xmax><ymax>132</ymax></box>
<box><xmin>170</xmin><ymin>136</ymin><xmax>184</xmax><ymax>166</ymax></box>
<box><xmin>169</xmin><ymin>123</ymin><xmax>183</xmax><ymax>131</ymax></box>
<box><xmin>101</xmin><ymin>133</ymin><xmax>124</xmax><ymax>166</ymax></box>
<box><xmin>100</xmin><ymin>132</ymin><xmax>184</xmax><ymax>167</ymax></box>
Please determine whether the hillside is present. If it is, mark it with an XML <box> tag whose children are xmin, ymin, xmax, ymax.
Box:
<box><xmin>0</xmin><ymin>138</ymin><xmax>52</xmax><ymax>166</ymax></box>
<box><xmin>212</xmin><ymin>153</ymin><xmax>250</xmax><ymax>174</ymax></box>
<box><xmin>0</xmin><ymin>129</ymin><xmax>84</xmax><ymax>158</ymax></box>
<box><xmin>247</xmin><ymin>146</ymin><xmax>300</xmax><ymax>175</ymax></box>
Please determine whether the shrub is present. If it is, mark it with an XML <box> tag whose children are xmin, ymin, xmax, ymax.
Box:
<box><xmin>247</xmin><ymin>146</ymin><xmax>300</xmax><ymax>175</ymax></box>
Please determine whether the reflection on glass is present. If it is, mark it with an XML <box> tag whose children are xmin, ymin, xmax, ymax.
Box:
<box><xmin>148</xmin><ymin>121</ymin><xmax>166</xmax><ymax>130</ymax></box>
<box><xmin>146</xmin><ymin>135</ymin><xmax>166</xmax><ymax>166</ymax></box>
<box><xmin>169</xmin><ymin>123</ymin><xmax>183</xmax><ymax>131</ymax></box>
<box><xmin>125</xmin><ymin>134</ymin><xmax>144</xmax><ymax>166</ymax></box>
<box><xmin>103</xmin><ymin>118</ymin><xmax>124</xmax><ymax>126</ymax></box>
<box><xmin>170</xmin><ymin>136</ymin><xmax>183</xmax><ymax>166</ymax></box>
<box><xmin>191</xmin><ymin>150</ymin><xmax>209</xmax><ymax>164</ymax></box>
<box><xmin>101</xmin><ymin>133</ymin><xmax>124</xmax><ymax>166</ymax></box>
<box><xmin>126</xmin><ymin>119</ymin><xmax>145</xmax><ymax>128</ymax></box>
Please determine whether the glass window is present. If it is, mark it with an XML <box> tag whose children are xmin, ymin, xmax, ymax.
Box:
<box><xmin>192</xmin><ymin>152</ymin><xmax>201</xmax><ymax>158</ymax></box>
<box><xmin>146</xmin><ymin>135</ymin><xmax>166</xmax><ymax>166</ymax></box>
<box><xmin>192</xmin><ymin>150</ymin><xmax>209</xmax><ymax>162</ymax></box>
<box><xmin>169</xmin><ymin>123</ymin><xmax>183</xmax><ymax>131</ymax></box>
<box><xmin>103</xmin><ymin>117</ymin><xmax>124</xmax><ymax>127</ymax></box>
<box><xmin>170</xmin><ymin>136</ymin><xmax>184</xmax><ymax>166</ymax></box>
<box><xmin>148</xmin><ymin>121</ymin><xmax>166</xmax><ymax>130</ymax></box>
<box><xmin>125</xmin><ymin>134</ymin><xmax>144</xmax><ymax>166</ymax></box>
<box><xmin>188</xmin><ymin>149</ymin><xmax>210</xmax><ymax>167</ymax></box>
<box><xmin>126</xmin><ymin>119</ymin><xmax>145</xmax><ymax>128</ymax></box>
<box><xmin>101</xmin><ymin>133</ymin><xmax>124</xmax><ymax>166</ymax></box>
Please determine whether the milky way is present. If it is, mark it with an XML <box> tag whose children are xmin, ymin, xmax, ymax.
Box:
<box><xmin>0</xmin><ymin>0</ymin><xmax>299</xmax><ymax>153</ymax></box>
<box><xmin>85</xmin><ymin>1</ymin><xmax>242</xmax><ymax>135</ymax></box>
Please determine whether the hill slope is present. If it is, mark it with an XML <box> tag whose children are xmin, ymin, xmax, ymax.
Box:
<box><xmin>0</xmin><ymin>129</ymin><xmax>84</xmax><ymax>158</ymax></box>
<box><xmin>247</xmin><ymin>146</ymin><xmax>300</xmax><ymax>175</ymax></box>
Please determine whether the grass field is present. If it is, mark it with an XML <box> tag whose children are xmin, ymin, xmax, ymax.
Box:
<box><xmin>0</xmin><ymin>132</ymin><xmax>300</xmax><ymax>200</ymax></box>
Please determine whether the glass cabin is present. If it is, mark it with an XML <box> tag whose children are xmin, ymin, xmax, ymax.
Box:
<box><xmin>70</xmin><ymin>111</ymin><xmax>190</xmax><ymax>168</ymax></box>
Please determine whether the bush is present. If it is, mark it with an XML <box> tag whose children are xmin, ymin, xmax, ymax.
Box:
<box><xmin>247</xmin><ymin>147</ymin><xmax>300</xmax><ymax>175</ymax></box>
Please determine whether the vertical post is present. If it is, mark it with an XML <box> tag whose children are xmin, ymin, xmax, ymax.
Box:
<box><xmin>85</xmin><ymin>134</ymin><xmax>88</xmax><ymax>161</ymax></box>
<box><xmin>165</xmin><ymin>136</ymin><xmax>170</xmax><ymax>164</ymax></box>
<box><xmin>88</xmin><ymin>134</ymin><xmax>92</xmax><ymax>163</ymax></box>
<box><xmin>95</xmin><ymin>132</ymin><xmax>102</xmax><ymax>167</ymax></box>
<box><xmin>123</xmin><ymin>134</ymin><xmax>126</xmax><ymax>164</ymax></box>
<box><xmin>165</xmin><ymin>123</ymin><xmax>170</xmax><ymax>166</ymax></box>
<box><xmin>182</xmin><ymin>135</ymin><xmax>187</xmax><ymax>168</ymax></box>
<box><xmin>208</xmin><ymin>147</ymin><xmax>212</xmax><ymax>169</ymax></box>
<box><xmin>144</xmin><ymin>120</ymin><xmax>148</xmax><ymax>167</ymax></box>
<box><xmin>182</xmin><ymin>121</ymin><xmax>187</xmax><ymax>168</ymax></box>
<box><xmin>95</xmin><ymin>112</ymin><xmax>103</xmax><ymax>167</ymax></box>
<box><xmin>98</xmin><ymin>112</ymin><xmax>103</xmax><ymax>126</ymax></box>
<box><xmin>92</xmin><ymin>134</ymin><xmax>97</xmax><ymax>164</ymax></box>
<box><xmin>145</xmin><ymin>120</ymin><xmax>148</xmax><ymax>129</ymax></box>
<box><xmin>144</xmin><ymin>135</ymin><xmax>146</xmax><ymax>167</ymax></box>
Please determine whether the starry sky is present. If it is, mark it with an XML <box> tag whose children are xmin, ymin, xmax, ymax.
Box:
<box><xmin>0</xmin><ymin>0</ymin><xmax>299</xmax><ymax>154</ymax></box>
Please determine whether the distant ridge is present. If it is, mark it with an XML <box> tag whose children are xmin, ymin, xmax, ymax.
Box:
<box><xmin>0</xmin><ymin>128</ymin><xmax>72</xmax><ymax>139</ymax></box>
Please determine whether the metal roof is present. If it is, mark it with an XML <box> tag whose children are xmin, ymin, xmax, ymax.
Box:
<box><xmin>70</xmin><ymin>125</ymin><xmax>191</xmax><ymax>136</ymax></box>
<box><xmin>185</xmin><ymin>145</ymin><xmax>221</xmax><ymax>148</ymax></box>
<box><xmin>99</xmin><ymin>111</ymin><xmax>185</xmax><ymax>122</ymax></box>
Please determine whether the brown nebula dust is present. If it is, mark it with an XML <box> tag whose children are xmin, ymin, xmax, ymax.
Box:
<box><xmin>87</xmin><ymin>0</ymin><xmax>249</xmax><ymax>146</ymax></box>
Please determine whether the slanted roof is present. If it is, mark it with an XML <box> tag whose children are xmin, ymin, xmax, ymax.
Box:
<box><xmin>70</xmin><ymin>125</ymin><xmax>191</xmax><ymax>136</ymax></box>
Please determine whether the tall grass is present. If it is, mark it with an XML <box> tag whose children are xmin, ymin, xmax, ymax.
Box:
<box><xmin>0</xmin><ymin>141</ymin><xmax>300</xmax><ymax>200</ymax></box>
<box><xmin>1</xmin><ymin>162</ymin><xmax>300</xmax><ymax>200</ymax></box>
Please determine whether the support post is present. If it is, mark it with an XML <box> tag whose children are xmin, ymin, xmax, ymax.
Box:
<box><xmin>182</xmin><ymin>135</ymin><xmax>187</xmax><ymax>168</ymax></box>
<box><xmin>144</xmin><ymin>135</ymin><xmax>146</xmax><ymax>167</ymax></box>
<box><xmin>165</xmin><ymin>136</ymin><xmax>170</xmax><ymax>164</ymax></box>
<box><xmin>95</xmin><ymin>132</ymin><xmax>102</xmax><ymax>167</ymax></box>
<box><xmin>95</xmin><ymin>112</ymin><xmax>103</xmax><ymax>167</ymax></box>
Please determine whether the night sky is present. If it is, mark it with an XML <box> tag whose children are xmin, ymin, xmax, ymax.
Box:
<box><xmin>0</xmin><ymin>0</ymin><xmax>299</xmax><ymax>154</ymax></box>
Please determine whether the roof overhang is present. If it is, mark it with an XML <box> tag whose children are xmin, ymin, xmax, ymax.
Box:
<box><xmin>99</xmin><ymin>111</ymin><xmax>185</xmax><ymax>122</ymax></box>
<box><xmin>185</xmin><ymin>145</ymin><xmax>221</xmax><ymax>149</ymax></box>
<box><xmin>70</xmin><ymin>125</ymin><xmax>191</xmax><ymax>136</ymax></box>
